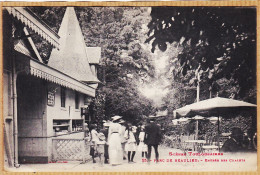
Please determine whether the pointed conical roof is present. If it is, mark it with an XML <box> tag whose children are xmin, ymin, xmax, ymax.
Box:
<box><xmin>48</xmin><ymin>7</ymin><xmax>99</xmax><ymax>83</ymax></box>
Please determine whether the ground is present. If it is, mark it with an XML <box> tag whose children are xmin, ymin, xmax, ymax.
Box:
<box><xmin>5</xmin><ymin>146</ymin><xmax>257</xmax><ymax>172</ymax></box>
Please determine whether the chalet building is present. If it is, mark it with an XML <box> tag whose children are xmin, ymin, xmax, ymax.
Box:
<box><xmin>3</xmin><ymin>7</ymin><xmax>101</xmax><ymax>167</ymax></box>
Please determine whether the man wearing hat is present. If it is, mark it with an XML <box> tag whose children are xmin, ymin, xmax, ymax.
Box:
<box><xmin>144</xmin><ymin>117</ymin><xmax>162</xmax><ymax>163</ymax></box>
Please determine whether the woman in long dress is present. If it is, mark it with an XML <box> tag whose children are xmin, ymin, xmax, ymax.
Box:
<box><xmin>108</xmin><ymin>116</ymin><xmax>123</xmax><ymax>165</ymax></box>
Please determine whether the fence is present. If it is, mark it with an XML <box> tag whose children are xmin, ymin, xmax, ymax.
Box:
<box><xmin>52</xmin><ymin>138</ymin><xmax>92</xmax><ymax>162</ymax></box>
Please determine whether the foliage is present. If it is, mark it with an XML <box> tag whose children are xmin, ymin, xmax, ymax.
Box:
<box><xmin>29</xmin><ymin>7</ymin><xmax>155</xmax><ymax>124</ymax></box>
<box><xmin>28</xmin><ymin>7</ymin><xmax>66</xmax><ymax>63</ymax></box>
<box><xmin>76</xmin><ymin>7</ymin><xmax>156</xmax><ymax>123</ymax></box>
<box><xmin>146</xmin><ymin>7</ymin><xmax>256</xmax><ymax>103</ymax></box>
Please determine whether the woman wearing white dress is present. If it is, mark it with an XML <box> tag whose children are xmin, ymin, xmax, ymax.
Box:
<box><xmin>124</xmin><ymin>124</ymin><xmax>137</xmax><ymax>163</ymax></box>
<box><xmin>108</xmin><ymin>116</ymin><xmax>123</xmax><ymax>165</ymax></box>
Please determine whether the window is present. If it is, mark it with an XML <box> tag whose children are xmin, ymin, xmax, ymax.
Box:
<box><xmin>61</xmin><ymin>86</ymin><xmax>66</xmax><ymax>107</ymax></box>
<box><xmin>75</xmin><ymin>91</ymin><xmax>79</xmax><ymax>109</ymax></box>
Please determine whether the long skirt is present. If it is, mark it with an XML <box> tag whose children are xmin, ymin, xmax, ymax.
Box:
<box><xmin>108</xmin><ymin>133</ymin><xmax>123</xmax><ymax>165</ymax></box>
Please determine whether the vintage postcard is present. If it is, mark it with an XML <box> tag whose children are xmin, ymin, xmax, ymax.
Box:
<box><xmin>0</xmin><ymin>1</ymin><xmax>259</xmax><ymax>174</ymax></box>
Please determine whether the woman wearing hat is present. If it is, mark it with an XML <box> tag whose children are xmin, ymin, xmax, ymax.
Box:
<box><xmin>108</xmin><ymin>116</ymin><xmax>123</xmax><ymax>165</ymax></box>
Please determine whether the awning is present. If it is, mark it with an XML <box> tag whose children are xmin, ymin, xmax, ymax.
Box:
<box><xmin>175</xmin><ymin>97</ymin><xmax>257</xmax><ymax>117</ymax></box>
<box><xmin>29</xmin><ymin>59</ymin><xmax>96</xmax><ymax>97</ymax></box>
<box><xmin>13</xmin><ymin>46</ymin><xmax>96</xmax><ymax>97</ymax></box>
<box><xmin>14</xmin><ymin>53</ymin><xmax>96</xmax><ymax>97</ymax></box>
<box><xmin>5</xmin><ymin>7</ymin><xmax>59</xmax><ymax>48</ymax></box>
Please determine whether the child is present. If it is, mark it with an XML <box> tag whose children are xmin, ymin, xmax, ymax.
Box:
<box><xmin>138</xmin><ymin>126</ymin><xmax>148</xmax><ymax>158</ymax></box>
<box><xmin>90</xmin><ymin>124</ymin><xmax>106</xmax><ymax>166</ymax></box>
<box><xmin>96</xmin><ymin>131</ymin><xmax>106</xmax><ymax>166</ymax></box>
<box><xmin>89</xmin><ymin>124</ymin><xmax>98</xmax><ymax>163</ymax></box>
<box><xmin>124</xmin><ymin>124</ymin><xmax>137</xmax><ymax>163</ymax></box>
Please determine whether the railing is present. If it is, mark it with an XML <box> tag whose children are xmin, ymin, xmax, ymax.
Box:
<box><xmin>52</xmin><ymin>138</ymin><xmax>92</xmax><ymax>162</ymax></box>
<box><xmin>163</xmin><ymin>134</ymin><xmax>226</xmax><ymax>153</ymax></box>
<box><xmin>162</xmin><ymin>135</ymin><xmax>196</xmax><ymax>151</ymax></box>
<box><xmin>180</xmin><ymin>135</ymin><xmax>195</xmax><ymax>151</ymax></box>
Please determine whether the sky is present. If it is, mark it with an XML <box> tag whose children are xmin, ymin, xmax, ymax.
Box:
<box><xmin>138</xmin><ymin>44</ymin><xmax>176</xmax><ymax>107</ymax></box>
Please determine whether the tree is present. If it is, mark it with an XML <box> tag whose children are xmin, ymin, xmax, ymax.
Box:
<box><xmin>146</xmin><ymin>7</ymin><xmax>256</xmax><ymax>103</ymax></box>
<box><xmin>30</xmin><ymin>7</ymin><xmax>156</xmax><ymax>124</ymax></box>
<box><xmin>76</xmin><ymin>7</ymin><xmax>156</xmax><ymax>123</ymax></box>
<box><xmin>28</xmin><ymin>7</ymin><xmax>66</xmax><ymax>63</ymax></box>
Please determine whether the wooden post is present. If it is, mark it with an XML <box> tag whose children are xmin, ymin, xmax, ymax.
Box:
<box><xmin>82</xmin><ymin>113</ymin><xmax>86</xmax><ymax>164</ymax></box>
<box><xmin>52</xmin><ymin>139</ymin><xmax>57</xmax><ymax>162</ymax></box>
<box><xmin>194</xmin><ymin>120</ymin><xmax>199</xmax><ymax>151</ymax></box>
<box><xmin>196</xmin><ymin>72</ymin><xmax>200</xmax><ymax>103</ymax></box>
<box><xmin>10</xmin><ymin>21</ymin><xmax>19</xmax><ymax>167</ymax></box>
<box><xmin>195</xmin><ymin>72</ymin><xmax>200</xmax><ymax>143</ymax></box>
<box><xmin>12</xmin><ymin>56</ymin><xmax>19</xmax><ymax>168</ymax></box>
<box><xmin>195</xmin><ymin>120</ymin><xmax>199</xmax><ymax>140</ymax></box>
<box><xmin>217</xmin><ymin>116</ymin><xmax>220</xmax><ymax>151</ymax></box>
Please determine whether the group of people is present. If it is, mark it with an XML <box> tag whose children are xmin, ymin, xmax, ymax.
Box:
<box><xmin>88</xmin><ymin>115</ymin><xmax>162</xmax><ymax>166</ymax></box>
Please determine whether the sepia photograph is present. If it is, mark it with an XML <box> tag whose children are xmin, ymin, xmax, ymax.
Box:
<box><xmin>2</xmin><ymin>4</ymin><xmax>257</xmax><ymax>172</ymax></box>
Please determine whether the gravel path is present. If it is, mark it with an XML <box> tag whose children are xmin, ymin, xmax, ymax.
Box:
<box><xmin>5</xmin><ymin>146</ymin><xmax>257</xmax><ymax>172</ymax></box>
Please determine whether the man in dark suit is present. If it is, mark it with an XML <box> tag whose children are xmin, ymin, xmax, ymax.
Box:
<box><xmin>144</xmin><ymin>118</ymin><xmax>162</xmax><ymax>163</ymax></box>
<box><xmin>221</xmin><ymin>127</ymin><xmax>244</xmax><ymax>152</ymax></box>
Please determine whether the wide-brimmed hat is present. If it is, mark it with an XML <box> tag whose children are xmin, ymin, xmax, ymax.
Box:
<box><xmin>118</xmin><ymin>119</ymin><xmax>125</xmax><ymax>124</ymax></box>
<box><xmin>148</xmin><ymin>115</ymin><xmax>158</xmax><ymax>121</ymax></box>
<box><xmin>103</xmin><ymin>122</ymin><xmax>110</xmax><ymax>127</ymax></box>
<box><xmin>111</xmin><ymin>115</ymin><xmax>122</xmax><ymax>122</ymax></box>
<box><xmin>98</xmin><ymin>133</ymin><xmax>106</xmax><ymax>141</ymax></box>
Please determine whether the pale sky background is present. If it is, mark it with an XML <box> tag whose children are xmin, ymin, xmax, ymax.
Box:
<box><xmin>138</xmin><ymin>46</ymin><xmax>172</xmax><ymax>107</ymax></box>
<box><xmin>138</xmin><ymin>20</ymin><xmax>180</xmax><ymax>107</ymax></box>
